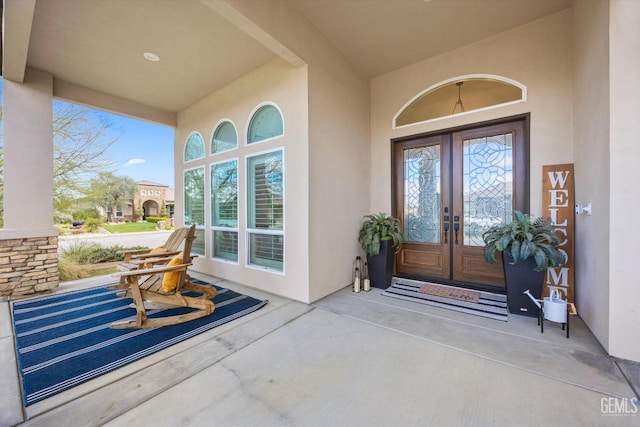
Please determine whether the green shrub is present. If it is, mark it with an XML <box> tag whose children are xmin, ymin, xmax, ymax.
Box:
<box><xmin>82</xmin><ymin>218</ymin><xmax>103</xmax><ymax>232</ymax></box>
<box><xmin>58</xmin><ymin>257</ymin><xmax>90</xmax><ymax>281</ymax></box>
<box><xmin>145</xmin><ymin>216</ymin><xmax>171</xmax><ymax>224</ymax></box>
<box><xmin>62</xmin><ymin>242</ymin><xmax>148</xmax><ymax>264</ymax></box>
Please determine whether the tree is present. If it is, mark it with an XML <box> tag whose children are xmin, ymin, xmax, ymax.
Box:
<box><xmin>86</xmin><ymin>172</ymin><xmax>138</xmax><ymax>222</ymax></box>
<box><xmin>160</xmin><ymin>199</ymin><xmax>168</xmax><ymax>217</ymax></box>
<box><xmin>52</xmin><ymin>101</ymin><xmax>121</xmax><ymax>213</ymax></box>
<box><xmin>0</xmin><ymin>81</ymin><xmax>120</xmax><ymax>224</ymax></box>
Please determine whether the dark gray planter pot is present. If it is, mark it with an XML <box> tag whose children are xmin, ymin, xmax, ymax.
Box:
<box><xmin>367</xmin><ymin>240</ymin><xmax>395</xmax><ymax>289</ymax></box>
<box><xmin>503</xmin><ymin>251</ymin><xmax>545</xmax><ymax>317</ymax></box>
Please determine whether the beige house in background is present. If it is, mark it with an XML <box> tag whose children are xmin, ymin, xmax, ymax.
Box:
<box><xmin>97</xmin><ymin>180</ymin><xmax>175</xmax><ymax>222</ymax></box>
<box><xmin>2</xmin><ymin>0</ymin><xmax>639</xmax><ymax>365</ymax></box>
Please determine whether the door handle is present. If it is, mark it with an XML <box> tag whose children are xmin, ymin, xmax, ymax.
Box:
<box><xmin>454</xmin><ymin>223</ymin><xmax>460</xmax><ymax>245</ymax></box>
<box><xmin>443</xmin><ymin>223</ymin><xmax>449</xmax><ymax>244</ymax></box>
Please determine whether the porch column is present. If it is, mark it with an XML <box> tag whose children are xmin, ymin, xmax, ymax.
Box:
<box><xmin>0</xmin><ymin>68</ymin><xmax>59</xmax><ymax>297</ymax></box>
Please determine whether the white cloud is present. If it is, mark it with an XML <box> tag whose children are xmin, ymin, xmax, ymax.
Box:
<box><xmin>123</xmin><ymin>158</ymin><xmax>146</xmax><ymax>167</ymax></box>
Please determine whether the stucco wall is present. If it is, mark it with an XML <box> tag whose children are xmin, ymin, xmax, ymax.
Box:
<box><xmin>176</xmin><ymin>59</ymin><xmax>310</xmax><ymax>302</ymax></box>
<box><xmin>572</xmin><ymin>0</ymin><xmax>611</xmax><ymax>355</ymax></box>
<box><xmin>191</xmin><ymin>0</ymin><xmax>370</xmax><ymax>303</ymax></box>
<box><xmin>307</xmin><ymin>61</ymin><xmax>370</xmax><ymax>301</ymax></box>
<box><xmin>608</xmin><ymin>0</ymin><xmax>640</xmax><ymax>361</ymax></box>
<box><xmin>370</xmin><ymin>10</ymin><xmax>574</xmax><ymax>217</ymax></box>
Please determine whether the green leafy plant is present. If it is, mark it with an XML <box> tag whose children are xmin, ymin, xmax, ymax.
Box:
<box><xmin>358</xmin><ymin>213</ymin><xmax>403</xmax><ymax>256</ymax></box>
<box><xmin>482</xmin><ymin>210</ymin><xmax>565</xmax><ymax>271</ymax></box>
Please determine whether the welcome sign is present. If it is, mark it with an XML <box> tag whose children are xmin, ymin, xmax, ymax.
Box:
<box><xmin>542</xmin><ymin>164</ymin><xmax>575</xmax><ymax>303</ymax></box>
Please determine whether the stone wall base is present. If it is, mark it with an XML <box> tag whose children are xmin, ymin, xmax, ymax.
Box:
<box><xmin>0</xmin><ymin>235</ymin><xmax>59</xmax><ymax>298</ymax></box>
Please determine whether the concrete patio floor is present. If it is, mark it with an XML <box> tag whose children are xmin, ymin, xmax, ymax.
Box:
<box><xmin>1</xmin><ymin>272</ymin><xmax>639</xmax><ymax>426</ymax></box>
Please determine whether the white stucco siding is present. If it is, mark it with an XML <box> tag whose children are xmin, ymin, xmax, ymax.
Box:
<box><xmin>370</xmin><ymin>10</ymin><xmax>575</xmax><ymax>217</ymax></box>
<box><xmin>176</xmin><ymin>59</ymin><xmax>310</xmax><ymax>302</ymax></box>
<box><xmin>572</xmin><ymin>0</ymin><xmax>611</xmax><ymax>356</ymax></box>
<box><xmin>608</xmin><ymin>0</ymin><xmax>640</xmax><ymax>362</ymax></box>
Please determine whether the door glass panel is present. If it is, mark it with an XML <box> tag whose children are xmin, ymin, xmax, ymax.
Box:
<box><xmin>463</xmin><ymin>134</ymin><xmax>513</xmax><ymax>245</ymax></box>
<box><xmin>403</xmin><ymin>146</ymin><xmax>441</xmax><ymax>243</ymax></box>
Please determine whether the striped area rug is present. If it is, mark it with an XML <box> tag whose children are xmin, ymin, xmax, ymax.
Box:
<box><xmin>382</xmin><ymin>278</ymin><xmax>508</xmax><ymax>321</ymax></box>
<box><xmin>11</xmin><ymin>280</ymin><xmax>268</xmax><ymax>406</ymax></box>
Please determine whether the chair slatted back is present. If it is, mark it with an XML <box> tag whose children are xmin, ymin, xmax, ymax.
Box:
<box><xmin>174</xmin><ymin>225</ymin><xmax>196</xmax><ymax>292</ymax></box>
<box><xmin>163</xmin><ymin>227</ymin><xmax>190</xmax><ymax>252</ymax></box>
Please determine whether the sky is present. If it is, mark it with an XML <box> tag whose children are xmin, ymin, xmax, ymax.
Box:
<box><xmin>1</xmin><ymin>78</ymin><xmax>176</xmax><ymax>189</ymax></box>
<box><xmin>103</xmin><ymin>113</ymin><xmax>176</xmax><ymax>188</ymax></box>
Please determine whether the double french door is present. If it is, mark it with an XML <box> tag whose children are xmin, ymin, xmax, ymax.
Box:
<box><xmin>393</xmin><ymin>118</ymin><xmax>528</xmax><ymax>290</ymax></box>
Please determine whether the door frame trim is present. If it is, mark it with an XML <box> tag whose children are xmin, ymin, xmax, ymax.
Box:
<box><xmin>390</xmin><ymin>113</ymin><xmax>531</xmax><ymax>292</ymax></box>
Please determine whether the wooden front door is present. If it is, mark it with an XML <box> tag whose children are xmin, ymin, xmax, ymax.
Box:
<box><xmin>393</xmin><ymin>117</ymin><xmax>528</xmax><ymax>290</ymax></box>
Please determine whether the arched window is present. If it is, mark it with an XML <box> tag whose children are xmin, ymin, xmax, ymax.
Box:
<box><xmin>184</xmin><ymin>132</ymin><xmax>205</xmax><ymax>162</ymax></box>
<box><xmin>211</xmin><ymin>120</ymin><xmax>237</xmax><ymax>154</ymax></box>
<box><xmin>247</xmin><ymin>104</ymin><xmax>283</xmax><ymax>144</ymax></box>
<box><xmin>394</xmin><ymin>76</ymin><xmax>526</xmax><ymax>128</ymax></box>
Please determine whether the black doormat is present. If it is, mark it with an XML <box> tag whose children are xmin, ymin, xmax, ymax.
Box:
<box><xmin>382</xmin><ymin>278</ymin><xmax>508</xmax><ymax>321</ymax></box>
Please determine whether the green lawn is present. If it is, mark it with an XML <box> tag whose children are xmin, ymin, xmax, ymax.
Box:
<box><xmin>101</xmin><ymin>222</ymin><xmax>161</xmax><ymax>233</ymax></box>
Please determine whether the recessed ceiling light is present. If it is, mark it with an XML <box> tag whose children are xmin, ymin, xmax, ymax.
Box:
<box><xmin>143</xmin><ymin>52</ymin><xmax>160</xmax><ymax>62</ymax></box>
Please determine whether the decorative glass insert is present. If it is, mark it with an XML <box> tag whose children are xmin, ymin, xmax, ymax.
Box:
<box><xmin>403</xmin><ymin>146</ymin><xmax>441</xmax><ymax>243</ymax></box>
<box><xmin>211</xmin><ymin>121</ymin><xmax>237</xmax><ymax>154</ymax></box>
<box><xmin>463</xmin><ymin>133</ymin><xmax>513</xmax><ymax>246</ymax></box>
<box><xmin>396</xmin><ymin>77</ymin><xmax>524</xmax><ymax>127</ymax></box>
<box><xmin>184</xmin><ymin>167</ymin><xmax>205</xmax><ymax>255</ymax></box>
<box><xmin>247</xmin><ymin>105</ymin><xmax>283</xmax><ymax>144</ymax></box>
<box><xmin>247</xmin><ymin>150</ymin><xmax>284</xmax><ymax>271</ymax></box>
<box><xmin>211</xmin><ymin>160</ymin><xmax>238</xmax><ymax>262</ymax></box>
<box><xmin>184</xmin><ymin>133</ymin><xmax>205</xmax><ymax>162</ymax></box>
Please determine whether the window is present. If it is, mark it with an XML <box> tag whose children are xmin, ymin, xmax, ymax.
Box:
<box><xmin>184</xmin><ymin>167</ymin><xmax>205</xmax><ymax>256</ymax></box>
<box><xmin>247</xmin><ymin>150</ymin><xmax>284</xmax><ymax>271</ymax></box>
<box><xmin>247</xmin><ymin>104</ymin><xmax>283</xmax><ymax>144</ymax></box>
<box><xmin>394</xmin><ymin>76</ymin><xmax>526</xmax><ymax>127</ymax></box>
<box><xmin>212</xmin><ymin>121</ymin><xmax>237</xmax><ymax>154</ymax></box>
<box><xmin>211</xmin><ymin>160</ymin><xmax>238</xmax><ymax>262</ymax></box>
<box><xmin>184</xmin><ymin>133</ymin><xmax>205</xmax><ymax>162</ymax></box>
<box><xmin>116</xmin><ymin>206</ymin><xmax>123</xmax><ymax>217</ymax></box>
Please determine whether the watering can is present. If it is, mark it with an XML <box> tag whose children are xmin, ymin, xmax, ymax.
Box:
<box><xmin>523</xmin><ymin>289</ymin><xmax>568</xmax><ymax>323</ymax></box>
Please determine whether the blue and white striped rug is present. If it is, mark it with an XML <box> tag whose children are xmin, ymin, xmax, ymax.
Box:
<box><xmin>11</xmin><ymin>280</ymin><xmax>268</xmax><ymax>406</ymax></box>
<box><xmin>382</xmin><ymin>277</ymin><xmax>508</xmax><ymax>321</ymax></box>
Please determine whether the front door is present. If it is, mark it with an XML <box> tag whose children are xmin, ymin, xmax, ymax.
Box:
<box><xmin>393</xmin><ymin>117</ymin><xmax>528</xmax><ymax>290</ymax></box>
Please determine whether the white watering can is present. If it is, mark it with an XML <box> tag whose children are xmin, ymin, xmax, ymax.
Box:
<box><xmin>524</xmin><ymin>289</ymin><xmax>568</xmax><ymax>323</ymax></box>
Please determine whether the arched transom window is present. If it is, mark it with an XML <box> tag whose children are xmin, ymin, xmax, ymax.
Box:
<box><xmin>184</xmin><ymin>132</ymin><xmax>205</xmax><ymax>162</ymax></box>
<box><xmin>211</xmin><ymin>121</ymin><xmax>237</xmax><ymax>154</ymax></box>
<box><xmin>247</xmin><ymin>104</ymin><xmax>284</xmax><ymax>144</ymax></box>
<box><xmin>395</xmin><ymin>76</ymin><xmax>526</xmax><ymax>127</ymax></box>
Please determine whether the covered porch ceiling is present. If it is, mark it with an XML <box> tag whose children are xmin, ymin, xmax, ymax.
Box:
<box><xmin>2</xmin><ymin>0</ymin><xmax>571</xmax><ymax>125</ymax></box>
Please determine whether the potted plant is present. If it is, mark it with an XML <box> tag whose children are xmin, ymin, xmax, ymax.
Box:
<box><xmin>358</xmin><ymin>213</ymin><xmax>403</xmax><ymax>288</ymax></box>
<box><xmin>482</xmin><ymin>210</ymin><xmax>565</xmax><ymax>316</ymax></box>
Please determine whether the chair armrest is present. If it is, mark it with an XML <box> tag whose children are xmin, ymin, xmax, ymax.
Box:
<box><xmin>112</xmin><ymin>263</ymin><xmax>191</xmax><ymax>279</ymax></box>
<box><xmin>129</xmin><ymin>250</ymin><xmax>181</xmax><ymax>260</ymax></box>
<box><xmin>127</xmin><ymin>254</ymin><xmax>184</xmax><ymax>267</ymax></box>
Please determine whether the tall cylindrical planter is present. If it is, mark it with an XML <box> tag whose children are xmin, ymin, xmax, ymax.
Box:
<box><xmin>367</xmin><ymin>240</ymin><xmax>395</xmax><ymax>289</ymax></box>
<box><xmin>503</xmin><ymin>251</ymin><xmax>545</xmax><ymax>317</ymax></box>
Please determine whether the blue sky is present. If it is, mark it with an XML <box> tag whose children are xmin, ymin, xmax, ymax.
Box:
<box><xmin>103</xmin><ymin>113</ymin><xmax>175</xmax><ymax>188</ymax></box>
<box><xmin>0</xmin><ymin>78</ymin><xmax>175</xmax><ymax>188</ymax></box>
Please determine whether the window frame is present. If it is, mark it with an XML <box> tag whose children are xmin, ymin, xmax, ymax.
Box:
<box><xmin>245</xmin><ymin>147</ymin><xmax>285</xmax><ymax>274</ymax></box>
<box><xmin>210</xmin><ymin>119</ymin><xmax>238</xmax><ymax>155</ymax></box>
<box><xmin>184</xmin><ymin>132</ymin><xmax>206</xmax><ymax>162</ymax></box>
<box><xmin>245</xmin><ymin>102</ymin><xmax>285</xmax><ymax>146</ymax></box>
<box><xmin>183</xmin><ymin>165</ymin><xmax>206</xmax><ymax>256</ymax></box>
<box><xmin>210</xmin><ymin>158</ymin><xmax>239</xmax><ymax>264</ymax></box>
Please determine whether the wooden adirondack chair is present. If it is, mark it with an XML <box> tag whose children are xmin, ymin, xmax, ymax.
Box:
<box><xmin>109</xmin><ymin>225</ymin><xmax>217</xmax><ymax>328</ymax></box>
<box><xmin>112</xmin><ymin>225</ymin><xmax>196</xmax><ymax>289</ymax></box>
<box><xmin>109</xmin><ymin>262</ymin><xmax>217</xmax><ymax>328</ymax></box>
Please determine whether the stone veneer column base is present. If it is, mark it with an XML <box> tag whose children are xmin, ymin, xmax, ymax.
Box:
<box><xmin>0</xmin><ymin>235</ymin><xmax>59</xmax><ymax>298</ymax></box>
